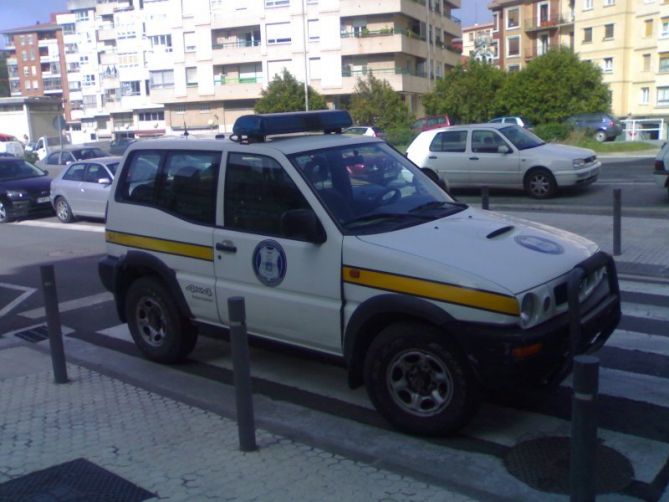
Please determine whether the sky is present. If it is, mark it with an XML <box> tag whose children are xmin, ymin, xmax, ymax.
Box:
<box><xmin>1</xmin><ymin>0</ymin><xmax>491</xmax><ymax>37</ymax></box>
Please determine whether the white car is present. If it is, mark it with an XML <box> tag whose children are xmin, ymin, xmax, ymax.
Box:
<box><xmin>406</xmin><ymin>123</ymin><xmax>600</xmax><ymax>199</ymax></box>
<box><xmin>0</xmin><ymin>134</ymin><xmax>25</xmax><ymax>158</ymax></box>
<box><xmin>654</xmin><ymin>141</ymin><xmax>669</xmax><ymax>199</ymax></box>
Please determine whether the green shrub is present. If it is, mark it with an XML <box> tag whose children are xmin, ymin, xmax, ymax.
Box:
<box><xmin>385</xmin><ymin>127</ymin><xmax>415</xmax><ymax>148</ymax></box>
<box><xmin>533</xmin><ymin>122</ymin><xmax>573</xmax><ymax>142</ymax></box>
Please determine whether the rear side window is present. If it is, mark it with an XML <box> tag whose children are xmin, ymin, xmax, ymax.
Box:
<box><xmin>429</xmin><ymin>130</ymin><xmax>467</xmax><ymax>153</ymax></box>
<box><xmin>224</xmin><ymin>153</ymin><xmax>310</xmax><ymax>238</ymax></box>
<box><xmin>117</xmin><ymin>149</ymin><xmax>220</xmax><ymax>225</ymax></box>
<box><xmin>63</xmin><ymin>163</ymin><xmax>86</xmax><ymax>181</ymax></box>
<box><xmin>84</xmin><ymin>163</ymin><xmax>107</xmax><ymax>183</ymax></box>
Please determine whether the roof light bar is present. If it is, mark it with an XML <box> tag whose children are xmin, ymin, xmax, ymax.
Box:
<box><xmin>232</xmin><ymin>110</ymin><xmax>353</xmax><ymax>141</ymax></box>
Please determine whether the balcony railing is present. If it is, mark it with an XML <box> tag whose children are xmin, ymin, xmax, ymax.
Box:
<box><xmin>212</xmin><ymin>39</ymin><xmax>261</xmax><ymax>50</ymax></box>
<box><xmin>214</xmin><ymin>76</ymin><xmax>263</xmax><ymax>85</ymax></box>
<box><xmin>342</xmin><ymin>67</ymin><xmax>427</xmax><ymax>78</ymax></box>
<box><xmin>340</xmin><ymin>27</ymin><xmax>425</xmax><ymax>41</ymax></box>
<box><xmin>444</xmin><ymin>14</ymin><xmax>461</xmax><ymax>24</ymax></box>
<box><xmin>524</xmin><ymin>14</ymin><xmax>574</xmax><ymax>32</ymax></box>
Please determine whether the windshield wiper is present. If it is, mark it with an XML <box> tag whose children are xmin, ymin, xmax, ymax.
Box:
<box><xmin>343</xmin><ymin>212</ymin><xmax>435</xmax><ymax>227</ymax></box>
<box><xmin>410</xmin><ymin>201</ymin><xmax>467</xmax><ymax>214</ymax></box>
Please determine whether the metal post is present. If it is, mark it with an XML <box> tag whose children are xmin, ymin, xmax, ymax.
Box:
<box><xmin>228</xmin><ymin>297</ymin><xmax>257</xmax><ymax>452</ymax></box>
<box><xmin>613</xmin><ymin>188</ymin><xmax>621</xmax><ymax>256</ymax></box>
<box><xmin>570</xmin><ymin>355</ymin><xmax>600</xmax><ymax>502</ymax></box>
<box><xmin>40</xmin><ymin>265</ymin><xmax>68</xmax><ymax>384</ymax></box>
<box><xmin>481</xmin><ymin>186</ymin><xmax>489</xmax><ymax>210</ymax></box>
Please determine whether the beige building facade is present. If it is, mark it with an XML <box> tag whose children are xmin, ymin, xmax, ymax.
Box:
<box><xmin>462</xmin><ymin>22</ymin><xmax>499</xmax><ymax>63</ymax></box>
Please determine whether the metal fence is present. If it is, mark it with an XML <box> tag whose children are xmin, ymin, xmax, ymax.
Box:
<box><xmin>621</xmin><ymin>118</ymin><xmax>666</xmax><ymax>141</ymax></box>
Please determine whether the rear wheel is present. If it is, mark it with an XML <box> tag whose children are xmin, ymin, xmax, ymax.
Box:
<box><xmin>55</xmin><ymin>197</ymin><xmax>74</xmax><ymax>223</ymax></box>
<box><xmin>594</xmin><ymin>130</ymin><xmax>607</xmax><ymax>143</ymax></box>
<box><xmin>125</xmin><ymin>277</ymin><xmax>197</xmax><ymax>363</ymax></box>
<box><xmin>524</xmin><ymin>168</ymin><xmax>557</xmax><ymax>199</ymax></box>
<box><xmin>363</xmin><ymin>322</ymin><xmax>479</xmax><ymax>435</ymax></box>
<box><xmin>0</xmin><ymin>200</ymin><xmax>9</xmax><ymax>223</ymax></box>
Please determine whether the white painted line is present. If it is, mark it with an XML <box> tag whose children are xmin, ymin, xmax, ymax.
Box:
<box><xmin>622</xmin><ymin>302</ymin><xmax>669</xmax><ymax>322</ymax></box>
<box><xmin>14</xmin><ymin>220</ymin><xmax>105</xmax><ymax>233</ymax></box>
<box><xmin>98</xmin><ymin>324</ymin><xmax>133</xmax><ymax>342</ymax></box>
<box><xmin>619</xmin><ymin>279</ymin><xmax>669</xmax><ymax>296</ymax></box>
<box><xmin>607</xmin><ymin>329</ymin><xmax>669</xmax><ymax>357</ymax></box>
<box><xmin>19</xmin><ymin>292</ymin><xmax>114</xmax><ymax>319</ymax></box>
<box><xmin>0</xmin><ymin>283</ymin><xmax>36</xmax><ymax>318</ymax></box>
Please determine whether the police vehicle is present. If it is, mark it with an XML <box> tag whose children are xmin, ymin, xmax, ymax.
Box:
<box><xmin>99</xmin><ymin>110</ymin><xmax>620</xmax><ymax>435</ymax></box>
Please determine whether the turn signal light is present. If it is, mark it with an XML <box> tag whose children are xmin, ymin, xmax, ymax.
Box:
<box><xmin>512</xmin><ymin>342</ymin><xmax>543</xmax><ymax>360</ymax></box>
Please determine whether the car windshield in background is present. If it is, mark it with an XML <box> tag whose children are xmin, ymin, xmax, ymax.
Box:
<box><xmin>289</xmin><ymin>142</ymin><xmax>464</xmax><ymax>235</ymax></box>
<box><xmin>74</xmin><ymin>148</ymin><xmax>108</xmax><ymax>160</ymax></box>
<box><xmin>0</xmin><ymin>159</ymin><xmax>46</xmax><ymax>181</ymax></box>
<box><xmin>47</xmin><ymin>137</ymin><xmax>69</xmax><ymax>146</ymax></box>
<box><xmin>500</xmin><ymin>125</ymin><xmax>545</xmax><ymax>150</ymax></box>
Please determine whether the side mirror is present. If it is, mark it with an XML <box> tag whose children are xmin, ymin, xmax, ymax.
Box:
<box><xmin>98</xmin><ymin>177</ymin><xmax>112</xmax><ymax>185</ymax></box>
<box><xmin>281</xmin><ymin>209</ymin><xmax>326</xmax><ymax>244</ymax></box>
<box><xmin>498</xmin><ymin>144</ymin><xmax>511</xmax><ymax>154</ymax></box>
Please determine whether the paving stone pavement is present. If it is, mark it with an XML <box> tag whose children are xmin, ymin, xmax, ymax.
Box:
<box><xmin>0</xmin><ymin>348</ymin><xmax>475</xmax><ymax>502</ymax></box>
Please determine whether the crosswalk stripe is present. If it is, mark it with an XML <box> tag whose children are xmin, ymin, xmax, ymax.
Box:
<box><xmin>607</xmin><ymin>329</ymin><xmax>669</xmax><ymax>357</ymax></box>
<box><xmin>619</xmin><ymin>279</ymin><xmax>669</xmax><ymax>296</ymax></box>
<box><xmin>19</xmin><ymin>292</ymin><xmax>114</xmax><ymax>319</ymax></box>
<box><xmin>13</xmin><ymin>220</ymin><xmax>105</xmax><ymax>233</ymax></box>
<box><xmin>622</xmin><ymin>302</ymin><xmax>669</xmax><ymax>323</ymax></box>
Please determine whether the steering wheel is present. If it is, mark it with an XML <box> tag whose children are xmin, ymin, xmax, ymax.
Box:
<box><xmin>372</xmin><ymin>187</ymin><xmax>401</xmax><ymax>207</ymax></box>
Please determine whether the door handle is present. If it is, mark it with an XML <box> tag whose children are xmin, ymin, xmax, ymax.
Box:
<box><xmin>428</xmin><ymin>155</ymin><xmax>437</xmax><ymax>159</ymax></box>
<box><xmin>469</xmin><ymin>156</ymin><xmax>479</xmax><ymax>160</ymax></box>
<box><xmin>216</xmin><ymin>241</ymin><xmax>237</xmax><ymax>253</ymax></box>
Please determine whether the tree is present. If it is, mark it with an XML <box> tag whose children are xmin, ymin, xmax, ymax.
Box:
<box><xmin>254</xmin><ymin>69</ymin><xmax>326</xmax><ymax>113</ymax></box>
<box><xmin>495</xmin><ymin>47</ymin><xmax>611</xmax><ymax>124</ymax></box>
<box><xmin>0</xmin><ymin>54</ymin><xmax>9</xmax><ymax>97</ymax></box>
<box><xmin>348</xmin><ymin>73</ymin><xmax>413</xmax><ymax>129</ymax></box>
<box><xmin>422</xmin><ymin>60</ymin><xmax>507</xmax><ymax>123</ymax></box>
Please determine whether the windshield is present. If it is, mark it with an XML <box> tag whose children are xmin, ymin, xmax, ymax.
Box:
<box><xmin>499</xmin><ymin>125</ymin><xmax>545</xmax><ymax>150</ymax></box>
<box><xmin>74</xmin><ymin>148</ymin><xmax>108</xmax><ymax>160</ymax></box>
<box><xmin>106</xmin><ymin>162</ymin><xmax>119</xmax><ymax>175</ymax></box>
<box><xmin>0</xmin><ymin>159</ymin><xmax>46</xmax><ymax>181</ymax></box>
<box><xmin>289</xmin><ymin>142</ymin><xmax>466</xmax><ymax>235</ymax></box>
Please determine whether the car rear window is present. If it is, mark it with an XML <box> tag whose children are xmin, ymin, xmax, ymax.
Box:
<box><xmin>429</xmin><ymin>130</ymin><xmax>467</xmax><ymax>153</ymax></box>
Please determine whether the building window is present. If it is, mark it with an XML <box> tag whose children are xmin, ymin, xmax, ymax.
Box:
<box><xmin>507</xmin><ymin>35</ymin><xmax>520</xmax><ymax>57</ymax></box>
<box><xmin>121</xmin><ymin>80</ymin><xmax>141</xmax><ymax>96</ymax></box>
<box><xmin>83</xmin><ymin>74</ymin><xmax>96</xmax><ymax>87</ymax></box>
<box><xmin>184</xmin><ymin>32</ymin><xmax>196</xmax><ymax>52</ymax></box>
<box><xmin>506</xmin><ymin>7</ymin><xmax>520</xmax><ymax>29</ymax></box>
<box><xmin>603</xmin><ymin>0</ymin><xmax>615</xmax><ymax>5</ymax></box>
<box><xmin>266</xmin><ymin>22</ymin><xmax>291</xmax><ymax>45</ymax></box>
<box><xmin>583</xmin><ymin>0</ymin><xmax>593</xmax><ymax>10</ymax></box>
<box><xmin>62</xmin><ymin>23</ymin><xmax>76</xmax><ymax>35</ymax></box>
<box><xmin>75</xmin><ymin>10</ymin><xmax>90</xmax><ymax>22</ymax></box>
<box><xmin>508</xmin><ymin>65</ymin><xmax>520</xmax><ymax>72</ymax></box>
<box><xmin>265</xmin><ymin>0</ymin><xmax>290</xmax><ymax>6</ymax></box>
<box><xmin>641</xmin><ymin>87</ymin><xmax>650</xmax><ymax>104</ymax></box>
<box><xmin>659</xmin><ymin>53</ymin><xmax>669</xmax><ymax>72</ymax></box>
<box><xmin>118</xmin><ymin>53</ymin><xmax>139</xmax><ymax>68</ymax></box>
<box><xmin>149</xmin><ymin>70</ymin><xmax>175</xmax><ymax>89</ymax></box>
<box><xmin>583</xmin><ymin>27</ymin><xmax>592</xmax><ymax>43</ymax></box>
<box><xmin>662</xmin><ymin>17</ymin><xmax>669</xmax><ymax>37</ymax></box>
<box><xmin>199</xmin><ymin>103</ymin><xmax>210</xmax><ymax>113</ymax></box>
<box><xmin>538</xmin><ymin>2</ymin><xmax>549</xmax><ymax>24</ymax></box>
<box><xmin>83</xmin><ymin>95</ymin><xmax>97</xmax><ymax>108</ymax></box>
<box><xmin>308</xmin><ymin>19</ymin><xmax>320</xmax><ymax>42</ymax></box>
<box><xmin>173</xmin><ymin>104</ymin><xmax>186</xmax><ymax>114</ymax></box>
<box><xmin>150</xmin><ymin>34</ymin><xmax>173</xmax><ymax>51</ymax></box>
<box><xmin>186</xmin><ymin>67</ymin><xmax>197</xmax><ymax>86</ymax></box>
<box><xmin>602</xmin><ymin>57</ymin><xmax>613</xmax><ymax>73</ymax></box>
<box><xmin>657</xmin><ymin>86</ymin><xmax>669</xmax><ymax>105</ymax></box>
<box><xmin>604</xmin><ymin>24</ymin><xmax>614</xmax><ymax>40</ymax></box>
<box><xmin>645</xmin><ymin>19</ymin><xmax>654</xmax><ymax>38</ymax></box>
<box><xmin>138</xmin><ymin>111</ymin><xmax>165</xmax><ymax>121</ymax></box>
<box><xmin>493</xmin><ymin>13</ymin><xmax>499</xmax><ymax>32</ymax></box>
<box><xmin>309</xmin><ymin>57</ymin><xmax>321</xmax><ymax>80</ymax></box>
<box><xmin>643</xmin><ymin>53</ymin><xmax>651</xmax><ymax>71</ymax></box>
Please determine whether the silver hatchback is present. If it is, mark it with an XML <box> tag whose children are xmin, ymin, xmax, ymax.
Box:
<box><xmin>50</xmin><ymin>156</ymin><xmax>120</xmax><ymax>222</ymax></box>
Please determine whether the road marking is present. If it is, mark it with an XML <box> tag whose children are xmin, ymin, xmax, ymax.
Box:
<box><xmin>14</xmin><ymin>220</ymin><xmax>105</xmax><ymax>233</ymax></box>
<box><xmin>19</xmin><ymin>292</ymin><xmax>114</xmax><ymax>319</ymax></box>
<box><xmin>622</xmin><ymin>302</ymin><xmax>669</xmax><ymax>322</ymax></box>
<box><xmin>0</xmin><ymin>283</ymin><xmax>36</xmax><ymax>318</ymax></box>
<box><xmin>608</xmin><ymin>329</ymin><xmax>669</xmax><ymax>357</ymax></box>
<box><xmin>619</xmin><ymin>278</ymin><xmax>669</xmax><ymax>295</ymax></box>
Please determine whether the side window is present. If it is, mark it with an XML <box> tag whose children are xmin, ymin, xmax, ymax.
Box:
<box><xmin>472</xmin><ymin>130</ymin><xmax>507</xmax><ymax>153</ymax></box>
<box><xmin>46</xmin><ymin>152</ymin><xmax>60</xmax><ymax>164</ymax></box>
<box><xmin>429</xmin><ymin>130</ymin><xmax>467</xmax><ymax>153</ymax></box>
<box><xmin>224</xmin><ymin>153</ymin><xmax>310</xmax><ymax>238</ymax></box>
<box><xmin>157</xmin><ymin>151</ymin><xmax>220</xmax><ymax>225</ymax></box>
<box><xmin>84</xmin><ymin>163</ymin><xmax>105</xmax><ymax>183</ymax></box>
<box><xmin>63</xmin><ymin>163</ymin><xmax>86</xmax><ymax>181</ymax></box>
<box><xmin>117</xmin><ymin>151</ymin><xmax>162</xmax><ymax>204</ymax></box>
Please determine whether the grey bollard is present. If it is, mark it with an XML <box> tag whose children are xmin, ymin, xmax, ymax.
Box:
<box><xmin>613</xmin><ymin>188</ymin><xmax>622</xmax><ymax>256</ymax></box>
<box><xmin>40</xmin><ymin>265</ymin><xmax>68</xmax><ymax>384</ymax></box>
<box><xmin>570</xmin><ymin>355</ymin><xmax>600</xmax><ymax>502</ymax></box>
<box><xmin>228</xmin><ymin>297</ymin><xmax>257</xmax><ymax>452</ymax></box>
<box><xmin>481</xmin><ymin>186</ymin><xmax>490</xmax><ymax>210</ymax></box>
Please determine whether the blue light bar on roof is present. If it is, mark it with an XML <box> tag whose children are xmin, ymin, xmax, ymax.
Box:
<box><xmin>233</xmin><ymin>110</ymin><xmax>353</xmax><ymax>139</ymax></box>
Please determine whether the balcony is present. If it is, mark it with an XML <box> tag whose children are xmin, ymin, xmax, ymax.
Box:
<box><xmin>211</xmin><ymin>40</ymin><xmax>261</xmax><ymax>65</ymax></box>
<box><xmin>340</xmin><ymin>28</ymin><xmax>428</xmax><ymax>58</ymax></box>
<box><xmin>524</xmin><ymin>14</ymin><xmax>574</xmax><ymax>33</ymax></box>
<box><xmin>98</xmin><ymin>28</ymin><xmax>116</xmax><ymax>41</ymax></box>
<box><xmin>340</xmin><ymin>67</ymin><xmax>430</xmax><ymax>94</ymax></box>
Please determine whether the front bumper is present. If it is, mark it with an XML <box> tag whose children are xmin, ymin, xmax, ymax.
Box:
<box><xmin>6</xmin><ymin>199</ymin><xmax>53</xmax><ymax>220</ymax></box>
<box><xmin>555</xmin><ymin>163</ymin><xmax>600</xmax><ymax>188</ymax></box>
<box><xmin>451</xmin><ymin>251</ymin><xmax>620</xmax><ymax>389</ymax></box>
<box><xmin>655</xmin><ymin>170</ymin><xmax>669</xmax><ymax>189</ymax></box>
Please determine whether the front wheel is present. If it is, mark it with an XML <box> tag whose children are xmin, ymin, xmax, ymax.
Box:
<box><xmin>0</xmin><ymin>200</ymin><xmax>10</xmax><ymax>224</ymax></box>
<box><xmin>363</xmin><ymin>322</ymin><xmax>480</xmax><ymax>436</ymax></box>
<box><xmin>524</xmin><ymin>168</ymin><xmax>557</xmax><ymax>199</ymax></box>
<box><xmin>125</xmin><ymin>277</ymin><xmax>197</xmax><ymax>363</ymax></box>
<box><xmin>55</xmin><ymin>197</ymin><xmax>74</xmax><ymax>223</ymax></box>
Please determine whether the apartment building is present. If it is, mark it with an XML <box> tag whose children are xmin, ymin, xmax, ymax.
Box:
<box><xmin>2</xmin><ymin>22</ymin><xmax>71</xmax><ymax>122</ymax></box>
<box><xmin>489</xmin><ymin>0</ymin><xmax>575</xmax><ymax>71</ymax></box>
<box><xmin>461</xmin><ymin>22</ymin><xmax>498</xmax><ymax>63</ymax></box>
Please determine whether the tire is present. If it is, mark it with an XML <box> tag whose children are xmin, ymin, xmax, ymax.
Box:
<box><xmin>125</xmin><ymin>277</ymin><xmax>197</xmax><ymax>363</ymax></box>
<box><xmin>594</xmin><ymin>130</ymin><xmax>607</xmax><ymax>143</ymax></box>
<box><xmin>363</xmin><ymin>322</ymin><xmax>480</xmax><ymax>436</ymax></box>
<box><xmin>55</xmin><ymin>197</ymin><xmax>74</xmax><ymax>223</ymax></box>
<box><xmin>524</xmin><ymin>168</ymin><xmax>557</xmax><ymax>199</ymax></box>
<box><xmin>0</xmin><ymin>200</ymin><xmax>10</xmax><ymax>224</ymax></box>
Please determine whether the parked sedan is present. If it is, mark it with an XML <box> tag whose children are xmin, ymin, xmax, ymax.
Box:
<box><xmin>36</xmin><ymin>146</ymin><xmax>110</xmax><ymax>178</ymax></box>
<box><xmin>50</xmin><ymin>156</ymin><xmax>120</xmax><ymax>223</ymax></box>
<box><xmin>566</xmin><ymin>113</ymin><xmax>622</xmax><ymax>142</ymax></box>
<box><xmin>406</xmin><ymin>123</ymin><xmax>600</xmax><ymax>198</ymax></box>
<box><xmin>0</xmin><ymin>157</ymin><xmax>52</xmax><ymax>223</ymax></box>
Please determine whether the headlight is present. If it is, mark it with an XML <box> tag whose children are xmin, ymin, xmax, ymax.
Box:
<box><xmin>5</xmin><ymin>190</ymin><xmax>27</xmax><ymax>200</ymax></box>
<box><xmin>573</xmin><ymin>159</ymin><xmax>586</xmax><ymax>169</ymax></box>
<box><xmin>520</xmin><ymin>293</ymin><xmax>538</xmax><ymax>328</ymax></box>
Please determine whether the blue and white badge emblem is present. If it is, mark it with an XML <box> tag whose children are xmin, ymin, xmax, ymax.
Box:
<box><xmin>514</xmin><ymin>235</ymin><xmax>564</xmax><ymax>255</ymax></box>
<box><xmin>252</xmin><ymin>240</ymin><xmax>287</xmax><ymax>287</ymax></box>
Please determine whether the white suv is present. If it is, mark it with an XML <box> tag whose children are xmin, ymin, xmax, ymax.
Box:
<box><xmin>100</xmin><ymin>111</ymin><xmax>620</xmax><ymax>435</ymax></box>
<box><xmin>406</xmin><ymin>123</ymin><xmax>600</xmax><ymax>199</ymax></box>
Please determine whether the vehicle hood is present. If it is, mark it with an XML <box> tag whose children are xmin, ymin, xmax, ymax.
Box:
<box><xmin>529</xmin><ymin>143</ymin><xmax>596</xmax><ymax>160</ymax></box>
<box><xmin>356</xmin><ymin>208</ymin><xmax>598</xmax><ymax>294</ymax></box>
<box><xmin>0</xmin><ymin>176</ymin><xmax>51</xmax><ymax>194</ymax></box>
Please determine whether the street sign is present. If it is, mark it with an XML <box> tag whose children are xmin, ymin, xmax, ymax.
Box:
<box><xmin>52</xmin><ymin>115</ymin><xmax>67</xmax><ymax>131</ymax></box>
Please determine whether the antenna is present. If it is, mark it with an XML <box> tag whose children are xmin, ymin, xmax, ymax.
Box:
<box><xmin>183</xmin><ymin>119</ymin><xmax>189</xmax><ymax>137</ymax></box>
